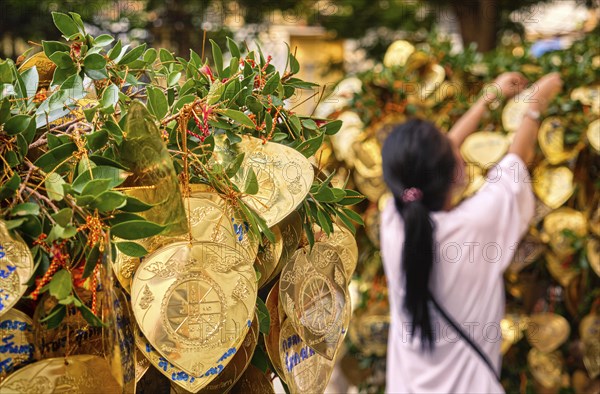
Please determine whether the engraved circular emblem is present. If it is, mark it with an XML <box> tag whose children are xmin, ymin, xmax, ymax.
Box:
<box><xmin>162</xmin><ymin>274</ymin><xmax>226</xmax><ymax>346</ymax></box>
<box><xmin>299</xmin><ymin>274</ymin><xmax>337</xmax><ymax>336</ymax></box>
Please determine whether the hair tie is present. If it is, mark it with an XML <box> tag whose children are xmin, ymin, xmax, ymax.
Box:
<box><xmin>401</xmin><ymin>187</ymin><xmax>423</xmax><ymax>203</ymax></box>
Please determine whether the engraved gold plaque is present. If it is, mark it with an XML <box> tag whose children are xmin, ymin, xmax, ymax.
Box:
<box><xmin>18</xmin><ymin>52</ymin><xmax>56</xmax><ymax>89</ymax></box>
<box><xmin>383</xmin><ymin>40</ymin><xmax>415</xmax><ymax>68</ymax></box>
<box><xmin>538</xmin><ymin>117</ymin><xmax>582</xmax><ymax>165</ymax></box>
<box><xmin>0</xmin><ymin>309</ymin><xmax>35</xmax><ymax>380</ymax></box>
<box><xmin>545</xmin><ymin>252</ymin><xmax>579</xmax><ymax>288</ymax></box>
<box><xmin>278</xmin><ymin>318</ymin><xmax>334</xmax><ymax>394</ymax></box>
<box><xmin>228</xmin><ymin>364</ymin><xmax>274</xmax><ymax>394</ymax></box>
<box><xmin>0</xmin><ymin>355</ymin><xmax>122</xmax><ymax>393</ymax></box>
<box><xmin>135</xmin><ymin>348</ymin><xmax>150</xmax><ymax>383</ymax></box>
<box><xmin>587</xmin><ymin>118</ymin><xmax>600</xmax><ymax>153</ymax></box>
<box><xmin>582</xmin><ymin>336</ymin><xmax>600</xmax><ymax>379</ymax></box>
<box><xmin>0</xmin><ymin>222</ymin><xmax>34</xmax><ymax>317</ymax></box>
<box><xmin>542</xmin><ymin>208</ymin><xmax>587</xmax><ymax>258</ymax></box>
<box><xmin>280</xmin><ymin>244</ymin><xmax>349</xmax><ymax>360</ymax></box>
<box><xmin>571</xmin><ymin>86</ymin><xmax>600</xmax><ymax>114</ymax></box>
<box><xmin>314</xmin><ymin>224</ymin><xmax>358</xmax><ymax>280</ymax></box>
<box><xmin>255</xmin><ymin>226</ymin><xmax>283</xmax><ymax>289</ymax></box>
<box><xmin>502</xmin><ymin>89</ymin><xmax>535</xmax><ymax>133</ymax></box>
<box><xmin>527</xmin><ymin>348</ymin><xmax>563</xmax><ymax>389</ymax></box>
<box><xmin>500</xmin><ymin>314</ymin><xmax>528</xmax><ymax>355</ymax></box>
<box><xmin>533</xmin><ymin>165</ymin><xmax>575</xmax><ymax>209</ymax></box>
<box><xmin>460</xmin><ymin>132</ymin><xmax>509</xmax><ymax>168</ymax></box>
<box><xmin>264</xmin><ymin>282</ymin><xmax>286</xmax><ymax>382</ymax></box>
<box><xmin>349</xmin><ymin>302</ymin><xmax>390</xmax><ymax>357</ymax></box>
<box><xmin>579</xmin><ymin>313</ymin><xmax>600</xmax><ymax>342</ymax></box>
<box><xmin>526</xmin><ymin>313</ymin><xmax>571</xmax><ymax>353</ymax></box>
<box><xmin>263</xmin><ymin>211</ymin><xmax>303</xmax><ymax>286</ymax></box>
<box><xmin>587</xmin><ymin>238</ymin><xmax>600</xmax><ymax>278</ymax></box>
<box><xmin>130</xmin><ymin>241</ymin><xmax>257</xmax><ymax>377</ymax></box>
<box><xmin>213</xmin><ymin>135</ymin><xmax>314</xmax><ymax>228</ymax></box>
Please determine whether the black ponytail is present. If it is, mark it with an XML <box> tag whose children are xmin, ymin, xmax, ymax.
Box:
<box><xmin>382</xmin><ymin>119</ymin><xmax>456</xmax><ymax>350</ymax></box>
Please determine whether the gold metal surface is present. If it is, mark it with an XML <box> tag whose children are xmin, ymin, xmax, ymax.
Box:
<box><xmin>0</xmin><ymin>309</ymin><xmax>35</xmax><ymax>380</ymax></box>
<box><xmin>587</xmin><ymin>118</ymin><xmax>600</xmax><ymax>152</ymax></box>
<box><xmin>502</xmin><ymin>89</ymin><xmax>535</xmax><ymax>133</ymax></box>
<box><xmin>134</xmin><ymin>348</ymin><xmax>149</xmax><ymax>383</ymax></box>
<box><xmin>228</xmin><ymin>364</ymin><xmax>274</xmax><ymax>394</ymax></box>
<box><xmin>353</xmin><ymin>172</ymin><xmax>387</xmax><ymax>203</ymax></box>
<box><xmin>587</xmin><ymin>238</ymin><xmax>600</xmax><ymax>277</ymax></box>
<box><xmin>542</xmin><ymin>208</ymin><xmax>587</xmax><ymax>258</ymax></box>
<box><xmin>460</xmin><ymin>132</ymin><xmax>509</xmax><ymax>169</ymax></box>
<box><xmin>582</xmin><ymin>336</ymin><xmax>600</xmax><ymax>379</ymax></box>
<box><xmin>526</xmin><ymin>313</ymin><xmax>571</xmax><ymax>353</ymax></box>
<box><xmin>263</xmin><ymin>211</ymin><xmax>303</xmax><ymax>286</ymax></box>
<box><xmin>0</xmin><ymin>222</ymin><xmax>34</xmax><ymax>318</ymax></box>
<box><xmin>18</xmin><ymin>52</ymin><xmax>56</xmax><ymax>89</ymax></box>
<box><xmin>348</xmin><ymin>302</ymin><xmax>390</xmax><ymax>357</ymax></box>
<box><xmin>545</xmin><ymin>252</ymin><xmax>579</xmax><ymax>288</ymax></box>
<box><xmin>213</xmin><ymin>135</ymin><xmax>314</xmax><ymax>228</ymax></box>
<box><xmin>280</xmin><ymin>244</ymin><xmax>348</xmax><ymax>360</ymax></box>
<box><xmin>130</xmin><ymin>241</ymin><xmax>257</xmax><ymax>377</ymax></box>
<box><xmin>314</xmin><ymin>224</ymin><xmax>358</xmax><ymax>280</ymax></box>
<box><xmin>533</xmin><ymin>165</ymin><xmax>575</xmax><ymax>209</ymax></box>
<box><xmin>571</xmin><ymin>86</ymin><xmax>600</xmax><ymax>114</ymax></box>
<box><xmin>500</xmin><ymin>314</ymin><xmax>528</xmax><ymax>355</ymax></box>
<box><xmin>255</xmin><ymin>227</ymin><xmax>283</xmax><ymax>289</ymax></box>
<box><xmin>264</xmin><ymin>282</ymin><xmax>286</xmax><ymax>382</ymax></box>
<box><xmin>527</xmin><ymin>348</ymin><xmax>563</xmax><ymax>389</ymax></box>
<box><xmin>383</xmin><ymin>40</ymin><xmax>415</xmax><ymax>68</ymax></box>
<box><xmin>0</xmin><ymin>355</ymin><xmax>122</xmax><ymax>393</ymax></box>
<box><xmin>278</xmin><ymin>318</ymin><xmax>334</xmax><ymax>394</ymax></box>
<box><xmin>538</xmin><ymin>117</ymin><xmax>582</xmax><ymax>165</ymax></box>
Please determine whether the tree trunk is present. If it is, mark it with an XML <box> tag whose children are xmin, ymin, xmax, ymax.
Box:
<box><xmin>452</xmin><ymin>0</ymin><xmax>498</xmax><ymax>52</ymax></box>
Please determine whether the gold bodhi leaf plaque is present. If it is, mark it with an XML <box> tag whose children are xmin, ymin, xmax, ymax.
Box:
<box><xmin>460</xmin><ymin>132</ymin><xmax>510</xmax><ymax>168</ymax></box>
<box><xmin>0</xmin><ymin>221</ymin><xmax>34</xmax><ymax>318</ymax></box>
<box><xmin>0</xmin><ymin>309</ymin><xmax>35</xmax><ymax>379</ymax></box>
<box><xmin>213</xmin><ymin>135</ymin><xmax>314</xmax><ymax>228</ymax></box>
<box><xmin>0</xmin><ymin>355</ymin><xmax>122</xmax><ymax>393</ymax></box>
<box><xmin>130</xmin><ymin>241</ymin><xmax>257</xmax><ymax>379</ymax></box>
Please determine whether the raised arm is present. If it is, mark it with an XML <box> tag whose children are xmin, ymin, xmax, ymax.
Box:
<box><xmin>448</xmin><ymin>72</ymin><xmax>528</xmax><ymax>147</ymax></box>
<box><xmin>508</xmin><ymin>73</ymin><xmax>563</xmax><ymax>164</ymax></box>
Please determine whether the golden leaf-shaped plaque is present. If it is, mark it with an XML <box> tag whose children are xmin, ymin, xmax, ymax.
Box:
<box><xmin>583</xmin><ymin>336</ymin><xmax>600</xmax><ymax>379</ymax></box>
<box><xmin>213</xmin><ymin>135</ymin><xmax>314</xmax><ymax>228</ymax></box>
<box><xmin>353</xmin><ymin>137</ymin><xmax>383</xmax><ymax>179</ymax></box>
<box><xmin>18</xmin><ymin>52</ymin><xmax>56</xmax><ymax>89</ymax></box>
<box><xmin>130</xmin><ymin>241</ymin><xmax>257</xmax><ymax>379</ymax></box>
<box><xmin>349</xmin><ymin>302</ymin><xmax>390</xmax><ymax>357</ymax></box>
<box><xmin>278</xmin><ymin>318</ymin><xmax>334</xmax><ymax>394</ymax></box>
<box><xmin>580</xmin><ymin>313</ymin><xmax>600</xmax><ymax>342</ymax></box>
<box><xmin>330</xmin><ymin>111</ymin><xmax>363</xmax><ymax>167</ymax></box>
<box><xmin>420</xmin><ymin>64</ymin><xmax>445</xmax><ymax>99</ymax></box>
<box><xmin>280</xmin><ymin>245</ymin><xmax>348</xmax><ymax>360</ymax></box>
<box><xmin>527</xmin><ymin>348</ymin><xmax>563</xmax><ymax>389</ymax></box>
<box><xmin>255</xmin><ymin>226</ymin><xmax>283</xmax><ymax>289</ymax></box>
<box><xmin>0</xmin><ymin>355</ymin><xmax>122</xmax><ymax>393</ymax></box>
<box><xmin>533</xmin><ymin>165</ymin><xmax>575</xmax><ymax>209</ymax></box>
<box><xmin>587</xmin><ymin>118</ymin><xmax>600</xmax><ymax>153</ymax></box>
<box><xmin>500</xmin><ymin>314</ymin><xmax>529</xmax><ymax>355</ymax></box>
<box><xmin>135</xmin><ymin>348</ymin><xmax>150</xmax><ymax>383</ymax></box>
<box><xmin>542</xmin><ymin>208</ymin><xmax>587</xmax><ymax>257</ymax></box>
<box><xmin>460</xmin><ymin>132</ymin><xmax>509</xmax><ymax>169</ymax></box>
<box><xmin>314</xmin><ymin>224</ymin><xmax>358</xmax><ymax>280</ymax></box>
<box><xmin>383</xmin><ymin>40</ymin><xmax>415</xmax><ymax>68</ymax></box>
<box><xmin>545</xmin><ymin>252</ymin><xmax>579</xmax><ymax>288</ymax></box>
<box><xmin>263</xmin><ymin>211</ymin><xmax>303</xmax><ymax>286</ymax></box>
<box><xmin>571</xmin><ymin>85</ymin><xmax>600</xmax><ymax>114</ymax></box>
<box><xmin>0</xmin><ymin>221</ymin><xmax>33</xmax><ymax>318</ymax></box>
<box><xmin>353</xmin><ymin>172</ymin><xmax>387</xmax><ymax>203</ymax></box>
<box><xmin>587</xmin><ymin>238</ymin><xmax>600</xmax><ymax>277</ymax></box>
<box><xmin>228</xmin><ymin>364</ymin><xmax>274</xmax><ymax>394</ymax></box>
<box><xmin>538</xmin><ymin>117</ymin><xmax>582</xmax><ymax>164</ymax></box>
<box><xmin>264</xmin><ymin>282</ymin><xmax>286</xmax><ymax>382</ymax></box>
<box><xmin>503</xmin><ymin>89</ymin><xmax>535</xmax><ymax>132</ymax></box>
<box><xmin>526</xmin><ymin>313</ymin><xmax>570</xmax><ymax>353</ymax></box>
<box><xmin>0</xmin><ymin>309</ymin><xmax>35</xmax><ymax>379</ymax></box>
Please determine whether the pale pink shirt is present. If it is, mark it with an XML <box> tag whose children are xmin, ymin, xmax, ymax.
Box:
<box><xmin>381</xmin><ymin>154</ymin><xmax>535</xmax><ymax>393</ymax></box>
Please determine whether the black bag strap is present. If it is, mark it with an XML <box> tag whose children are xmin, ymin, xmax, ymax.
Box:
<box><xmin>428</xmin><ymin>292</ymin><xmax>501</xmax><ymax>382</ymax></box>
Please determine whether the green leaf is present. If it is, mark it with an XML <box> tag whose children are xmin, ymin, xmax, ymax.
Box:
<box><xmin>108</xmin><ymin>40</ymin><xmax>123</xmax><ymax>60</ymax></box>
<box><xmin>222</xmin><ymin>109</ymin><xmax>255</xmax><ymax>129</ymax></box>
<box><xmin>323</xmin><ymin>119</ymin><xmax>343</xmax><ymax>135</ymax></box>
<box><xmin>210</xmin><ymin>39</ymin><xmax>224</xmax><ymax>77</ymax></box>
<box><xmin>80</xmin><ymin>178</ymin><xmax>112</xmax><ymax>196</ymax></box>
<box><xmin>118</xmin><ymin>43</ymin><xmax>147</xmax><ymax>65</ymax></box>
<box><xmin>0</xmin><ymin>173</ymin><xmax>21</xmax><ymax>200</ymax></box>
<box><xmin>342</xmin><ymin>208</ymin><xmax>364</xmax><ymax>226</ymax></box>
<box><xmin>100</xmin><ymin>84</ymin><xmax>119</xmax><ymax>113</ymax></box>
<box><xmin>45</xmin><ymin>173</ymin><xmax>66</xmax><ymax>201</ymax></box>
<box><xmin>244</xmin><ymin>167</ymin><xmax>259</xmax><ymax>195</ymax></box>
<box><xmin>93</xmin><ymin>34</ymin><xmax>114</xmax><ymax>47</ymax></box>
<box><xmin>338</xmin><ymin>189</ymin><xmax>364</xmax><ymax>206</ymax></box>
<box><xmin>51</xmin><ymin>208</ymin><xmax>72</xmax><ymax>227</ymax></box>
<box><xmin>4</xmin><ymin>218</ymin><xmax>26</xmax><ymax>230</ymax></box>
<box><xmin>77</xmin><ymin>301</ymin><xmax>104</xmax><ymax>327</ymax></box>
<box><xmin>11</xmin><ymin>203</ymin><xmax>40</xmax><ymax>217</ymax></box>
<box><xmin>0</xmin><ymin>59</ymin><xmax>13</xmax><ymax>84</ymax></box>
<box><xmin>71</xmin><ymin>166</ymin><xmax>128</xmax><ymax>193</ymax></box>
<box><xmin>83</xmin><ymin>53</ymin><xmax>106</xmax><ymax>70</ymax></box>
<box><xmin>42</xmin><ymin>40</ymin><xmax>70</xmax><ymax>58</ymax></box>
<box><xmin>146</xmin><ymin>86</ymin><xmax>169</xmax><ymax>120</ymax></box>
<box><xmin>296</xmin><ymin>133</ymin><xmax>324</xmax><ymax>158</ymax></box>
<box><xmin>167</xmin><ymin>72</ymin><xmax>181</xmax><ymax>87</ymax></box>
<box><xmin>83</xmin><ymin>245</ymin><xmax>100</xmax><ymax>278</ymax></box>
<box><xmin>289</xmin><ymin>53</ymin><xmax>300</xmax><ymax>74</ymax></box>
<box><xmin>116</xmin><ymin>241</ymin><xmax>149</xmax><ymax>258</ymax></box>
<box><xmin>49</xmin><ymin>269</ymin><xmax>72</xmax><ymax>300</ymax></box>
<box><xmin>40</xmin><ymin>304</ymin><xmax>66</xmax><ymax>329</ymax></box>
<box><xmin>143</xmin><ymin>48</ymin><xmax>158</xmax><ymax>64</ymax></box>
<box><xmin>225</xmin><ymin>129</ymin><xmax>242</xmax><ymax>144</ymax></box>
<box><xmin>225</xmin><ymin>152</ymin><xmax>245</xmax><ymax>178</ymax></box>
<box><xmin>52</xmin><ymin>12</ymin><xmax>79</xmax><ymax>37</ymax></box>
<box><xmin>4</xmin><ymin>115</ymin><xmax>33</xmax><ymax>135</ymax></box>
<box><xmin>120</xmin><ymin>196</ymin><xmax>154</xmax><ymax>212</ymax></box>
<box><xmin>110</xmin><ymin>220</ymin><xmax>166</xmax><ymax>240</ymax></box>
<box><xmin>68</xmin><ymin>12</ymin><xmax>85</xmax><ymax>33</ymax></box>
<box><xmin>250</xmin><ymin>346</ymin><xmax>269</xmax><ymax>373</ymax></box>
<box><xmin>49</xmin><ymin>51</ymin><xmax>74</xmax><ymax>69</ymax></box>
<box><xmin>89</xmin><ymin>191</ymin><xmax>127</xmax><ymax>212</ymax></box>
<box><xmin>263</xmin><ymin>72</ymin><xmax>280</xmax><ymax>95</ymax></box>
<box><xmin>34</xmin><ymin>142</ymin><xmax>77</xmax><ymax>172</ymax></box>
<box><xmin>317</xmin><ymin>209</ymin><xmax>332</xmax><ymax>235</ymax></box>
<box><xmin>159</xmin><ymin>48</ymin><xmax>174</xmax><ymax>63</ymax></box>
<box><xmin>256</xmin><ymin>297</ymin><xmax>271</xmax><ymax>335</ymax></box>
<box><xmin>227</xmin><ymin>37</ymin><xmax>241</xmax><ymax>59</ymax></box>
<box><xmin>20</xmin><ymin>67</ymin><xmax>38</xmax><ymax>98</ymax></box>
<box><xmin>207</xmin><ymin>80</ymin><xmax>225</xmax><ymax>105</ymax></box>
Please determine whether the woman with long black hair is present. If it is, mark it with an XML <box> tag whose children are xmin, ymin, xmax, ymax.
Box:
<box><xmin>381</xmin><ymin>72</ymin><xmax>563</xmax><ymax>393</ymax></box>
